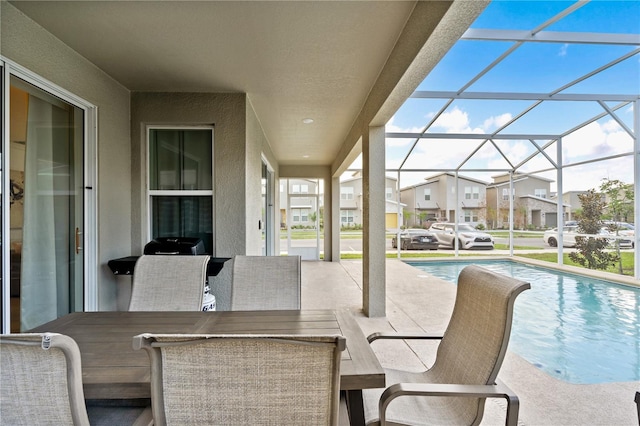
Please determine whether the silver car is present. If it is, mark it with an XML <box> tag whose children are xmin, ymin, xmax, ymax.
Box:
<box><xmin>428</xmin><ymin>223</ymin><xmax>494</xmax><ymax>250</ymax></box>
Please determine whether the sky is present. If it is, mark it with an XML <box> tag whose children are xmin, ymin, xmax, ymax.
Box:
<box><xmin>347</xmin><ymin>0</ymin><xmax>640</xmax><ymax>194</ymax></box>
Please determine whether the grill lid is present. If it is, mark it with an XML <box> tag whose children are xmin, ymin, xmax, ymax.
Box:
<box><xmin>143</xmin><ymin>237</ymin><xmax>206</xmax><ymax>255</ymax></box>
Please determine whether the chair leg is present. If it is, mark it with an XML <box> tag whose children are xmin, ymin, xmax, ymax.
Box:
<box><xmin>132</xmin><ymin>406</ymin><xmax>153</xmax><ymax>426</ymax></box>
<box><xmin>345</xmin><ymin>389</ymin><xmax>365</xmax><ymax>426</ymax></box>
<box><xmin>339</xmin><ymin>392</ymin><xmax>350</xmax><ymax>426</ymax></box>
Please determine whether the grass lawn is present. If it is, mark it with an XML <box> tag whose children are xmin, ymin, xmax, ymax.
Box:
<box><xmin>516</xmin><ymin>251</ymin><xmax>635</xmax><ymax>276</ymax></box>
<box><xmin>282</xmin><ymin>230</ymin><xmax>363</xmax><ymax>239</ymax></box>
<box><xmin>494</xmin><ymin>243</ymin><xmax>541</xmax><ymax>250</ymax></box>
<box><xmin>489</xmin><ymin>231</ymin><xmax>544</xmax><ymax>239</ymax></box>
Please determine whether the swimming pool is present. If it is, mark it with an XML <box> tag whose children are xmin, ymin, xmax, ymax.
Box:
<box><xmin>406</xmin><ymin>260</ymin><xmax>640</xmax><ymax>384</ymax></box>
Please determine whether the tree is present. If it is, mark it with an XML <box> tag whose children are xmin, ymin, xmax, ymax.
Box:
<box><xmin>599</xmin><ymin>178</ymin><xmax>633</xmax><ymax>222</ymax></box>
<box><xmin>599</xmin><ymin>178</ymin><xmax>633</xmax><ymax>274</ymax></box>
<box><xmin>568</xmin><ymin>189</ymin><xmax>619</xmax><ymax>270</ymax></box>
<box><xmin>417</xmin><ymin>212</ymin><xmax>428</xmax><ymax>228</ymax></box>
<box><xmin>403</xmin><ymin>209</ymin><xmax>414</xmax><ymax>228</ymax></box>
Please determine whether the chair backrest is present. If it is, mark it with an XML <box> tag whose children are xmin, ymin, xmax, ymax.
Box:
<box><xmin>129</xmin><ymin>255</ymin><xmax>210</xmax><ymax>311</ymax></box>
<box><xmin>133</xmin><ymin>333</ymin><xmax>345</xmax><ymax>426</ymax></box>
<box><xmin>231</xmin><ymin>255</ymin><xmax>301</xmax><ymax>310</ymax></box>
<box><xmin>0</xmin><ymin>333</ymin><xmax>90</xmax><ymax>426</ymax></box>
<box><xmin>428</xmin><ymin>265</ymin><xmax>530</xmax><ymax>424</ymax></box>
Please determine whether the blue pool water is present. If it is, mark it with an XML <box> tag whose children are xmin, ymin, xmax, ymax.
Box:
<box><xmin>406</xmin><ymin>260</ymin><xmax>640</xmax><ymax>384</ymax></box>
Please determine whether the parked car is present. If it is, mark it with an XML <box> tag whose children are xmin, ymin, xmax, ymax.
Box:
<box><xmin>544</xmin><ymin>224</ymin><xmax>634</xmax><ymax>249</ymax></box>
<box><xmin>543</xmin><ymin>225</ymin><xmax>579</xmax><ymax>247</ymax></box>
<box><xmin>391</xmin><ymin>229</ymin><xmax>439</xmax><ymax>250</ymax></box>
<box><xmin>602</xmin><ymin>222</ymin><xmax>634</xmax><ymax>248</ymax></box>
<box><xmin>427</xmin><ymin>223</ymin><xmax>494</xmax><ymax>250</ymax></box>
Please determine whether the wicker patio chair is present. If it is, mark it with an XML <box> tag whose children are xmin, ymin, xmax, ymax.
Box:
<box><xmin>133</xmin><ymin>333</ymin><xmax>345</xmax><ymax>425</ymax></box>
<box><xmin>0</xmin><ymin>333</ymin><xmax>90</xmax><ymax>426</ymax></box>
<box><xmin>129</xmin><ymin>254</ymin><xmax>210</xmax><ymax>311</ymax></box>
<box><xmin>363</xmin><ymin>265</ymin><xmax>530</xmax><ymax>426</ymax></box>
<box><xmin>230</xmin><ymin>255</ymin><xmax>301</xmax><ymax>310</ymax></box>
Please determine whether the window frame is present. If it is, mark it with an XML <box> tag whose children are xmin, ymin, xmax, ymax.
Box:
<box><xmin>464</xmin><ymin>210</ymin><xmax>479</xmax><ymax>222</ymax></box>
<box><xmin>340</xmin><ymin>210</ymin><xmax>355</xmax><ymax>224</ymax></box>
<box><xmin>465</xmin><ymin>186</ymin><xmax>480</xmax><ymax>200</ymax></box>
<box><xmin>341</xmin><ymin>186</ymin><xmax>354</xmax><ymax>200</ymax></box>
<box><xmin>502</xmin><ymin>187</ymin><xmax>515</xmax><ymax>201</ymax></box>
<box><xmin>146</xmin><ymin>125</ymin><xmax>215</xmax><ymax>254</ymax></box>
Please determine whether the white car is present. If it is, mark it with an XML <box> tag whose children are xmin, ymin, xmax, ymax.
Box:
<box><xmin>544</xmin><ymin>225</ymin><xmax>634</xmax><ymax>249</ymax></box>
<box><xmin>603</xmin><ymin>222</ymin><xmax>635</xmax><ymax>248</ymax></box>
<box><xmin>543</xmin><ymin>225</ymin><xmax>579</xmax><ymax>248</ymax></box>
<box><xmin>428</xmin><ymin>223</ymin><xmax>494</xmax><ymax>250</ymax></box>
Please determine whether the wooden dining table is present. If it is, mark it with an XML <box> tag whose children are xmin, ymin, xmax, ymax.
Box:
<box><xmin>31</xmin><ymin>309</ymin><xmax>384</xmax><ymax>426</ymax></box>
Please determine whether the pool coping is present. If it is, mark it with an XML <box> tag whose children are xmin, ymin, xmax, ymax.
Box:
<box><xmin>406</xmin><ymin>255</ymin><xmax>640</xmax><ymax>289</ymax></box>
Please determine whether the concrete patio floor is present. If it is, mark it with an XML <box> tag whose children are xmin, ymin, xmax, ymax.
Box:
<box><xmin>302</xmin><ymin>259</ymin><xmax>639</xmax><ymax>426</ymax></box>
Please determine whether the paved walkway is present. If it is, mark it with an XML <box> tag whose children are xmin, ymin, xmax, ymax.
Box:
<box><xmin>302</xmin><ymin>259</ymin><xmax>639</xmax><ymax>426</ymax></box>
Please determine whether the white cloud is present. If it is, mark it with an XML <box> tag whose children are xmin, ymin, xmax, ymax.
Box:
<box><xmin>483</xmin><ymin>113</ymin><xmax>513</xmax><ymax>131</ymax></box>
<box><xmin>432</xmin><ymin>107</ymin><xmax>470</xmax><ymax>132</ymax></box>
<box><xmin>558</xmin><ymin>43</ymin><xmax>569</xmax><ymax>57</ymax></box>
<box><xmin>385</xmin><ymin>116</ymin><xmax>426</xmax><ymax>147</ymax></box>
<box><xmin>431</xmin><ymin>107</ymin><xmax>484</xmax><ymax>134</ymax></box>
<box><xmin>563</xmin><ymin>119</ymin><xmax>632</xmax><ymax>162</ymax></box>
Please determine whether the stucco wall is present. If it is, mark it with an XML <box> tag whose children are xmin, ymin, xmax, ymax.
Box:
<box><xmin>2</xmin><ymin>1</ymin><xmax>132</xmax><ymax>310</ymax></box>
<box><xmin>130</xmin><ymin>92</ymin><xmax>249</xmax><ymax>258</ymax></box>
<box><xmin>245</xmin><ymin>100</ymin><xmax>275</xmax><ymax>255</ymax></box>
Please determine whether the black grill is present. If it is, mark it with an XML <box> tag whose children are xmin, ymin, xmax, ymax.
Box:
<box><xmin>143</xmin><ymin>237</ymin><xmax>206</xmax><ymax>255</ymax></box>
<box><xmin>108</xmin><ymin>237</ymin><xmax>229</xmax><ymax>276</ymax></box>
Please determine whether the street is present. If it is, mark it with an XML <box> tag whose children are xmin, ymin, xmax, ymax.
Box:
<box><xmin>280</xmin><ymin>233</ymin><xmax>550</xmax><ymax>253</ymax></box>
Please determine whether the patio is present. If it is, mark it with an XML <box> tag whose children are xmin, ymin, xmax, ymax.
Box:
<box><xmin>302</xmin><ymin>259</ymin><xmax>639</xmax><ymax>425</ymax></box>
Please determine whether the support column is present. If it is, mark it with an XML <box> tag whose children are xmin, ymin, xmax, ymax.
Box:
<box><xmin>556</xmin><ymin>138</ymin><xmax>564</xmax><ymax>265</ymax></box>
<box><xmin>634</xmin><ymin>100</ymin><xmax>639</xmax><ymax>279</ymax></box>
<box><xmin>331</xmin><ymin>175</ymin><xmax>341</xmax><ymax>262</ymax></box>
<box><xmin>323</xmin><ymin>176</ymin><xmax>333</xmax><ymax>261</ymax></box>
<box><xmin>362</xmin><ymin>126</ymin><xmax>386</xmax><ymax>317</ymax></box>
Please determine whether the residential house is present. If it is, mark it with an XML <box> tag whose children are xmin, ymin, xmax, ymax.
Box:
<box><xmin>486</xmin><ymin>173</ymin><xmax>569</xmax><ymax>229</ymax></box>
<box><xmin>279</xmin><ymin>179</ymin><xmax>321</xmax><ymax>229</ymax></box>
<box><xmin>400</xmin><ymin>173</ymin><xmax>489</xmax><ymax>228</ymax></box>
<box><xmin>557</xmin><ymin>190</ymin><xmax>588</xmax><ymax>222</ymax></box>
<box><xmin>340</xmin><ymin>173</ymin><xmax>405</xmax><ymax>230</ymax></box>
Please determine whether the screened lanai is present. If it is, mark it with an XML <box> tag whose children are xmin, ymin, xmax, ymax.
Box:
<box><xmin>375</xmin><ymin>1</ymin><xmax>640</xmax><ymax>277</ymax></box>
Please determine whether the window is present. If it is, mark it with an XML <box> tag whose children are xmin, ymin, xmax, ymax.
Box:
<box><xmin>424</xmin><ymin>188</ymin><xmax>431</xmax><ymax>201</ymax></box>
<box><xmin>386</xmin><ymin>187</ymin><xmax>393</xmax><ymax>200</ymax></box>
<box><xmin>502</xmin><ymin>188</ymin><xmax>515</xmax><ymax>201</ymax></box>
<box><xmin>292</xmin><ymin>208</ymin><xmax>309</xmax><ymax>223</ymax></box>
<box><xmin>465</xmin><ymin>186</ymin><xmax>480</xmax><ymax>200</ymax></box>
<box><xmin>148</xmin><ymin>128</ymin><xmax>213</xmax><ymax>253</ymax></box>
<box><xmin>341</xmin><ymin>186</ymin><xmax>354</xmax><ymax>200</ymax></box>
<box><xmin>341</xmin><ymin>210</ymin><xmax>355</xmax><ymax>224</ymax></box>
<box><xmin>292</xmin><ymin>184</ymin><xmax>300</xmax><ymax>193</ymax></box>
<box><xmin>535</xmin><ymin>188</ymin><xmax>547</xmax><ymax>198</ymax></box>
<box><xmin>301</xmin><ymin>184</ymin><xmax>309</xmax><ymax>193</ymax></box>
<box><xmin>464</xmin><ymin>210</ymin><xmax>479</xmax><ymax>222</ymax></box>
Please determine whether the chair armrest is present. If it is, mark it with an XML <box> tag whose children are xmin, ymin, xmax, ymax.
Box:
<box><xmin>367</xmin><ymin>331</ymin><xmax>443</xmax><ymax>343</ymax></box>
<box><xmin>379</xmin><ymin>379</ymin><xmax>519</xmax><ymax>426</ymax></box>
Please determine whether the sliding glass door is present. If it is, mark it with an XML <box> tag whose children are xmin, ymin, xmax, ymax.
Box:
<box><xmin>2</xmin><ymin>72</ymin><xmax>87</xmax><ymax>332</ymax></box>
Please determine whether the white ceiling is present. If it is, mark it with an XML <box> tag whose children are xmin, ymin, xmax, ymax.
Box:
<box><xmin>8</xmin><ymin>1</ymin><xmax>483</xmax><ymax>168</ymax></box>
